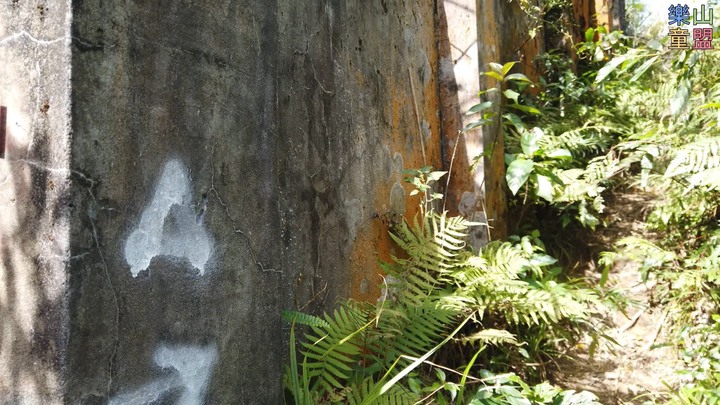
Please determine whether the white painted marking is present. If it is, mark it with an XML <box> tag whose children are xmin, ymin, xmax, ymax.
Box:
<box><xmin>124</xmin><ymin>159</ymin><xmax>213</xmax><ymax>277</ymax></box>
<box><xmin>154</xmin><ymin>344</ymin><xmax>218</xmax><ymax>405</ymax></box>
<box><xmin>108</xmin><ymin>344</ymin><xmax>218</xmax><ymax>405</ymax></box>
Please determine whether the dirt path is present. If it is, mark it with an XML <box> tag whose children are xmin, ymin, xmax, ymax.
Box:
<box><xmin>551</xmin><ymin>192</ymin><xmax>683</xmax><ymax>404</ymax></box>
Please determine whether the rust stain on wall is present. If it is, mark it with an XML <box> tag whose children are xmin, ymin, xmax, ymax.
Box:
<box><xmin>572</xmin><ymin>0</ymin><xmax>619</xmax><ymax>39</ymax></box>
<box><xmin>348</xmin><ymin>67</ymin><xmax>443</xmax><ymax>302</ymax></box>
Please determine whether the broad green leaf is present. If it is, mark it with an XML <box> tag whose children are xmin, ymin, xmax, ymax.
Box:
<box><xmin>629</xmin><ymin>55</ymin><xmax>659</xmax><ymax>82</ymax></box>
<box><xmin>504</xmin><ymin>73</ymin><xmax>532</xmax><ymax>83</ymax></box>
<box><xmin>530</xmin><ymin>252</ymin><xmax>557</xmax><ymax>266</ymax></box>
<box><xmin>640</xmin><ymin>154</ymin><xmax>653</xmax><ymax>188</ymax></box>
<box><xmin>463</xmin><ymin>118</ymin><xmax>492</xmax><ymax>131</ymax></box>
<box><xmin>446</xmin><ymin>382</ymin><xmax>459</xmax><ymax>402</ymax></box>
<box><xmin>595</xmin><ymin>55</ymin><xmax>627</xmax><ymax>83</ymax></box>
<box><xmin>502</xmin><ymin>61</ymin><xmax>517</xmax><ymax>76</ymax></box>
<box><xmin>484</xmin><ymin>71</ymin><xmax>504</xmax><ymax>81</ymax></box>
<box><xmin>503</xmin><ymin>113</ymin><xmax>525</xmax><ymax>130</ymax></box>
<box><xmin>647</xmin><ymin>39</ymin><xmax>663</xmax><ymax>51</ymax></box>
<box><xmin>534</xmin><ymin>174</ymin><xmax>554</xmax><ymax>202</ymax></box>
<box><xmin>618</xmin><ymin>49</ymin><xmax>640</xmax><ymax>72</ymax></box>
<box><xmin>504</xmin><ymin>89</ymin><xmax>520</xmax><ymax>103</ymax></box>
<box><xmin>584</xmin><ymin>27</ymin><xmax>596</xmax><ymax>43</ymax></box>
<box><xmin>546</xmin><ymin>148</ymin><xmax>572</xmax><ymax>159</ymax></box>
<box><xmin>467</xmin><ymin>101</ymin><xmax>493</xmax><ymax>114</ymax></box>
<box><xmin>521</xmin><ymin>236</ymin><xmax>533</xmax><ymax>254</ymax></box>
<box><xmin>427</xmin><ymin>171</ymin><xmax>447</xmax><ymax>182</ymax></box>
<box><xmin>594</xmin><ymin>46</ymin><xmax>604</xmax><ymax>62</ymax></box>
<box><xmin>521</xmin><ymin>127</ymin><xmax>544</xmax><ymax>155</ymax></box>
<box><xmin>488</xmin><ymin>62</ymin><xmax>504</xmax><ymax>75</ymax></box>
<box><xmin>506</xmin><ymin>159</ymin><xmax>534</xmax><ymax>195</ymax></box>
<box><xmin>670</xmin><ymin>79</ymin><xmax>691</xmax><ymax>117</ymax></box>
<box><xmin>600</xmin><ymin>265</ymin><xmax>610</xmax><ymax>287</ymax></box>
<box><xmin>408</xmin><ymin>377</ymin><xmax>421</xmax><ymax>395</ymax></box>
<box><xmin>620</xmin><ymin>56</ymin><xmax>641</xmax><ymax>73</ymax></box>
<box><xmin>478</xmin><ymin>87</ymin><xmax>500</xmax><ymax>96</ymax></box>
<box><xmin>507</xmin><ymin>104</ymin><xmax>541</xmax><ymax>114</ymax></box>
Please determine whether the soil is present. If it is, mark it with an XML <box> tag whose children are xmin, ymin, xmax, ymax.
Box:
<box><xmin>550</xmin><ymin>191</ymin><xmax>685</xmax><ymax>404</ymax></box>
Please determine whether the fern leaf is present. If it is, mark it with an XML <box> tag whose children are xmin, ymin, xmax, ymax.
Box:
<box><xmin>461</xmin><ymin>328</ymin><xmax>519</xmax><ymax>346</ymax></box>
<box><xmin>282</xmin><ymin>310</ymin><xmax>331</xmax><ymax>328</ymax></box>
<box><xmin>665</xmin><ymin>136</ymin><xmax>720</xmax><ymax>178</ymax></box>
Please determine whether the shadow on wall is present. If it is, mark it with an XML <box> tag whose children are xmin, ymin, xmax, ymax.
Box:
<box><xmin>0</xmin><ymin>123</ymin><xmax>68</xmax><ymax>403</ymax></box>
<box><xmin>437</xmin><ymin>0</ymin><xmax>490</xmax><ymax>248</ymax></box>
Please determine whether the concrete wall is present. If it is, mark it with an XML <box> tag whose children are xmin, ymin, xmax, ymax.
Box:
<box><xmin>1</xmin><ymin>0</ymin><xmax>442</xmax><ymax>403</ymax></box>
<box><xmin>0</xmin><ymin>1</ymin><xmax>72</xmax><ymax>403</ymax></box>
<box><xmin>437</xmin><ymin>0</ymin><xmax>543</xmax><ymax>244</ymax></box>
<box><xmin>574</xmin><ymin>0</ymin><xmax>625</xmax><ymax>38</ymax></box>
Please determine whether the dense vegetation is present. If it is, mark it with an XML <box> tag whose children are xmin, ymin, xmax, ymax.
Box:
<box><xmin>284</xmin><ymin>3</ymin><xmax>720</xmax><ymax>404</ymax></box>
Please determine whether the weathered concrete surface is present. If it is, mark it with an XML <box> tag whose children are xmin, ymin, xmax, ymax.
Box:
<box><xmin>438</xmin><ymin>0</ymin><xmax>490</xmax><ymax>248</ymax></box>
<box><xmin>573</xmin><ymin>0</ymin><xmax>624</xmax><ymax>41</ymax></box>
<box><xmin>0</xmin><ymin>1</ymin><xmax>72</xmax><ymax>403</ymax></box>
<box><xmin>438</xmin><ymin>0</ymin><xmax>544</xmax><ymax>243</ymax></box>
<box><xmin>277</xmin><ymin>1</ymin><xmax>442</xmax><ymax>307</ymax></box>
<box><xmin>0</xmin><ymin>1</ymin><xmax>442</xmax><ymax>403</ymax></box>
<box><xmin>64</xmin><ymin>1</ymin><xmax>441</xmax><ymax>404</ymax></box>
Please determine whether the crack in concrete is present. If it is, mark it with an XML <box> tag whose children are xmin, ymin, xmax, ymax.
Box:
<box><xmin>292</xmin><ymin>35</ymin><xmax>333</xmax><ymax>96</ymax></box>
<box><xmin>49</xmin><ymin>251</ymin><xmax>91</xmax><ymax>263</ymax></box>
<box><xmin>5</xmin><ymin>158</ymin><xmax>77</xmax><ymax>176</ymax></box>
<box><xmin>0</xmin><ymin>30</ymin><xmax>104</xmax><ymax>49</ymax></box>
<box><xmin>206</xmin><ymin>143</ymin><xmax>281</xmax><ymax>274</ymax></box>
<box><xmin>0</xmin><ymin>31</ymin><xmax>66</xmax><ymax>46</ymax></box>
<box><xmin>70</xmin><ymin>169</ymin><xmax>120</xmax><ymax>398</ymax></box>
<box><xmin>129</xmin><ymin>30</ymin><xmax>251</xmax><ymax>79</ymax></box>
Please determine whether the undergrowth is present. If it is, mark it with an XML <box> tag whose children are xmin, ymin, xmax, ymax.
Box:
<box><xmin>283</xmin><ymin>173</ymin><xmax>604</xmax><ymax>404</ymax></box>
<box><xmin>489</xmin><ymin>13</ymin><xmax>720</xmax><ymax>404</ymax></box>
<box><xmin>283</xmin><ymin>2</ymin><xmax>720</xmax><ymax>403</ymax></box>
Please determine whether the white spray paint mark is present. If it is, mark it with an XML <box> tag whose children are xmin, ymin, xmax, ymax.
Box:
<box><xmin>124</xmin><ymin>159</ymin><xmax>213</xmax><ymax>277</ymax></box>
<box><xmin>108</xmin><ymin>344</ymin><xmax>218</xmax><ymax>405</ymax></box>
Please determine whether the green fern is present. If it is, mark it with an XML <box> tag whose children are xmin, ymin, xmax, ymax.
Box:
<box><xmin>665</xmin><ymin>136</ymin><xmax>720</xmax><ymax>178</ymax></box>
<box><xmin>285</xmin><ymin>210</ymin><xmax>602</xmax><ymax>403</ymax></box>
<box><xmin>344</xmin><ymin>377</ymin><xmax>414</xmax><ymax>405</ymax></box>
<box><xmin>540</xmin><ymin>123</ymin><xmax>617</xmax><ymax>157</ymax></box>
<box><xmin>460</xmin><ymin>328</ymin><xmax>519</xmax><ymax>346</ymax></box>
<box><xmin>282</xmin><ymin>310</ymin><xmax>331</xmax><ymax>329</ymax></box>
<box><xmin>300</xmin><ymin>304</ymin><xmax>370</xmax><ymax>394</ymax></box>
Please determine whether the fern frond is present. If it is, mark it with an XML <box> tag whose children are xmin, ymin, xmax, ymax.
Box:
<box><xmin>282</xmin><ymin>310</ymin><xmax>331</xmax><ymax>328</ymax></box>
<box><xmin>665</xmin><ymin>136</ymin><xmax>720</xmax><ymax>178</ymax></box>
<box><xmin>299</xmin><ymin>304</ymin><xmax>371</xmax><ymax>394</ymax></box>
<box><xmin>687</xmin><ymin>166</ymin><xmax>720</xmax><ymax>190</ymax></box>
<box><xmin>375</xmin><ymin>299</ymin><xmax>458</xmax><ymax>362</ymax></box>
<box><xmin>540</xmin><ymin>124</ymin><xmax>616</xmax><ymax>157</ymax></box>
<box><xmin>346</xmin><ymin>377</ymin><xmax>416</xmax><ymax>405</ymax></box>
<box><xmin>460</xmin><ymin>328</ymin><xmax>519</xmax><ymax>346</ymax></box>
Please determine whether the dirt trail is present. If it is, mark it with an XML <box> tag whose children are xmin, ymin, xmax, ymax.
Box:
<box><xmin>551</xmin><ymin>192</ymin><xmax>683</xmax><ymax>404</ymax></box>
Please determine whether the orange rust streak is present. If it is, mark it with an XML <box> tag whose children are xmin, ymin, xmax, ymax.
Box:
<box><xmin>349</xmin><ymin>69</ymin><xmax>443</xmax><ymax>302</ymax></box>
